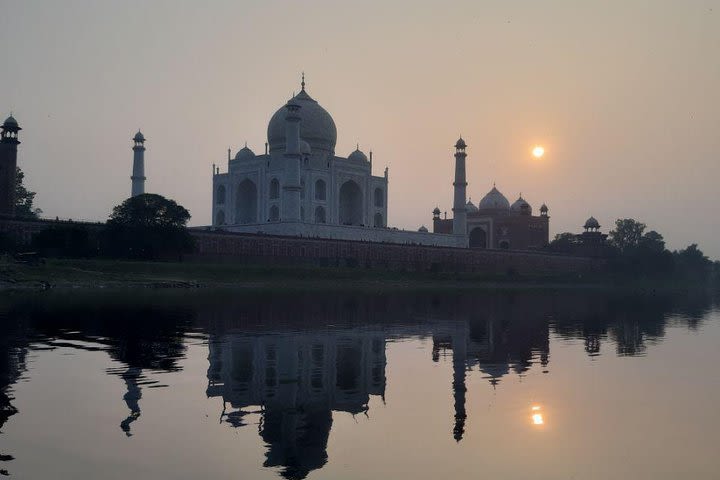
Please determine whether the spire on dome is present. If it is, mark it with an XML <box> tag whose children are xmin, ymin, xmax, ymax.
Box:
<box><xmin>301</xmin><ymin>72</ymin><xmax>305</xmax><ymax>91</ymax></box>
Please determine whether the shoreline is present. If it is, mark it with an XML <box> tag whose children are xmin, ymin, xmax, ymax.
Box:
<box><xmin>0</xmin><ymin>258</ymin><xmax>714</xmax><ymax>293</ymax></box>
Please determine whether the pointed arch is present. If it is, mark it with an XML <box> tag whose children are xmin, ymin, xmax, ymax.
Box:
<box><xmin>235</xmin><ymin>179</ymin><xmax>257</xmax><ymax>224</ymax></box>
<box><xmin>339</xmin><ymin>180</ymin><xmax>363</xmax><ymax>226</ymax></box>
<box><xmin>314</xmin><ymin>206</ymin><xmax>326</xmax><ymax>224</ymax></box>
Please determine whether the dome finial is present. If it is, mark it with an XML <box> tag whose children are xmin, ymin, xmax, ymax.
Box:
<box><xmin>356</xmin><ymin>142</ymin><xmax>359</xmax><ymax>151</ymax></box>
<box><xmin>244</xmin><ymin>141</ymin><xmax>247</xmax><ymax>148</ymax></box>
<box><xmin>301</xmin><ymin>72</ymin><xmax>305</xmax><ymax>91</ymax></box>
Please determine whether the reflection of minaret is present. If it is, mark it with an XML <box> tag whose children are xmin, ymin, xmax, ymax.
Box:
<box><xmin>119</xmin><ymin>367</ymin><xmax>142</xmax><ymax>436</ymax></box>
<box><xmin>452</xmin><ymin>332</ymin><xmax>467</xmax><ymax>442</ymax></box>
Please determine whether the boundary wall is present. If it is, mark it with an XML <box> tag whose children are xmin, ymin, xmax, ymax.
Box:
<box><xmin>0</xmin><ymin>217</ymin><xmax>604</xmax><ymax>275</ymax></box>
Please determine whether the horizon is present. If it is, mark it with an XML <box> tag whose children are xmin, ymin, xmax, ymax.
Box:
<box><xmin>1</xmin><ymin>0</ymin><xmax>718</xmax><ymax>258</ymax></box>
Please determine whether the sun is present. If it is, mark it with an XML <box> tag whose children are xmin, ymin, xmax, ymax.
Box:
<box><xmin>532</xmin><ymin>146</ymin><xmax>545</xmax><ymax>158</ymax></box>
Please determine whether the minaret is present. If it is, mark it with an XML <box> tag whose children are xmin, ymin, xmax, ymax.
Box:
<box><xmin>281</xmin><ymin>95</ymin><xmax>302</xmax><ymax>222</ymax></box>
<box><xmin>0</xmin><ymin>115</ymin><xmax>21</xmax><ymax>216</ymax></box>
<box><xmin>452</xmin><ymin>137</ymin><xmax>468</xmax><ymax>235</ymax></box>
<box><xmin>131</xmin><ymin>130</ymin><xmax>146</xmax><ymax>197</ymax></box>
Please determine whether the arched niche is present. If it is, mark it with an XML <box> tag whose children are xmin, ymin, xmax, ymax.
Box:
<box><xmin>374</xmin><ymin>212</ymin><xmax>384</xmax><ymax>228</ymax></box>
<box><xmin>339</xmin><ymin>180</ymin><xmax>363</xmax><ymax>226</ymax></box>
<box><xmin>469</xmin><ymin>227</ymin><xmax>487</xmax><ymax>249</ymax></box>
<box><xmin>236</xmin><ymin>179</ymin><xmax>257</xmax><ymax>224</ymax></box>
<box><xmin>315</xmin><ymin>206</ymin><xmax>326</xmax><ymax>223</ymax></box>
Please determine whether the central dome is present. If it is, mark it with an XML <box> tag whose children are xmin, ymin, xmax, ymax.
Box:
<box><xmin>478</xmin><ymin>186</ymin><xmax>510</xmax><ymax>212</ymax></box>
<box><xmin>267</xmin><ymin>89</ymin><xmax>337</xmax><ymax>154</ymax></box>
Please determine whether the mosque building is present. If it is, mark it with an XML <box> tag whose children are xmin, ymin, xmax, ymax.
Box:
<box><xmin>432</xmin><ymin>182</ymin><xmax>550</xmax><ymax>249</ymax></box>
<box><xmin>429</xmin><ymin>134</ymin><xmax>550</xmax><ymax>249</ymax></box>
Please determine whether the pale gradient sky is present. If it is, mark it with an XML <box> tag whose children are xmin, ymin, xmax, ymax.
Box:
<box><xmin>1</xmin><ymin>0</ymin><xmax>718</xmax><ymax>257</ymax></box>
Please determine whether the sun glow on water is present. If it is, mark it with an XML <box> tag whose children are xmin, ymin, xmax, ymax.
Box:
<box><xmin>531</xmin><ymin>405</ymin><xmax>544</xmax><ymax>425</ymax></box>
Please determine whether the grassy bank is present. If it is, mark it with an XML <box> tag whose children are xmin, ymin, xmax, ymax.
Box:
<box><xmin>1</xmin><ymin>257</ymin><xmax>716</xmax><ymax>293</ymax></box>
<box><xmin>0</xmin><ymin>257</ymin><xmax>621</xmax><ymax>292</ymax></box>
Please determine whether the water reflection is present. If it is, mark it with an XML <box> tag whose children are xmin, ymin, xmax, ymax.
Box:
<box><xmin>0</xmin><ymin>289</ymin><xmax>717</xmax><ymax>478</ymax></box>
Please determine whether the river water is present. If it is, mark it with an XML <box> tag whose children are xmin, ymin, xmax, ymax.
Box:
<box><xmin>1</xmin><ymin>288</ymin><xmax>718</xmax><ymax>479</ymax></box>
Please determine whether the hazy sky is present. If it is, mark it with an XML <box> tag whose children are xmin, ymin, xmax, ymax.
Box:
<box><xmin>1</xmin><ymin>0</ymin><xmax>718</xmax><ymax>258</ymax></box>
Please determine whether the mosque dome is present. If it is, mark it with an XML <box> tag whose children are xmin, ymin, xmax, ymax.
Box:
<box><xmin>466</xmin><ymin>199</ymin><xmax>478</xmax><ymax>212</ymax></box>
<box><xmin>299</xmin><ymin>140</ymin><xmax>312</xmax><ymax>155</ymax></box>
<box><xmin>584</xmin><ymin>216</ymin><xmax>600</xmax><ymax>229</ymax></box>
<box><xmin>267</xmin><ymin>88</ymin><xmax>337</xmax><ymax>154</ymax></box>
<box><xmin>510</xmin><ymin>196</ymin><xmax>532</xmax><ymax>215</ymax></box>
<box><xmin>432</xmin><ymin>207</ymin><xmax>441</xmax><ymax>216</ymax></box>
<box><xmin>540</xmin><ymin>203</ymin><xmax>548</xmax><ymax>213</ymax></box>
<box><xmin>3</xmin><ymin>115</ymin><xmax>19</xmax><ymax>128</ymax></box>
<box><xmin>234</xmin><ymin>145</ymin><xmax>255</xmax><ymax>162</ymax></box>
<box><xmin>133</xmin><ymin>130</ymin><xmax>145</xmax><ymax>142</ymax></box>
<box><xmin>347</xmin><ymin>146</ymin><xmax>368</xmax><ymax>163</ymax></box>
<box><xmin>418</xmin><ymin>225</ymin><xmax>429</xmax><ymax>233</ymax></box>
<box><xmin>478</xmin><ymin>186</ymin><xmax>510</xmax><ymax>212</ymax></box>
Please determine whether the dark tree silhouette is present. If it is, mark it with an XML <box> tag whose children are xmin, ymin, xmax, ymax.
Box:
<box><xmin>102</xmin><ymin>194</ymin><xmax>194</xmax><ymax>260</ymax></box>
<box><xmin>609</xmin><ymin>219</ymin><xmax>646</xmax><ymax>254</ymax></box>
<box><xmin>14</xmin><ymin>167</ymin><xmax>41</xmax><ymax>219</ymax></box>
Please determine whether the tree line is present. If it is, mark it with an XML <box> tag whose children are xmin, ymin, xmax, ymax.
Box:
<box><xmin>549</xmin><ymin>218</ymin><xmax>718</xmax><ymax>282</ymax></box>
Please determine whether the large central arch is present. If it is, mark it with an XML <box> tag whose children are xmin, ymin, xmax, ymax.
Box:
<box><xmin>339</xmin><ymin>180</ymin><xmax>363</xmax><ymax>226</ymax></box>
<box><xmin>236</xmin><ymin>179</ymin><xmax>258</xmax><ymax>224</ymax></box>
<box><xmin>469</xmin><ymin>227</ymin><xmax>487</xmax><ymax>249</ymax></box>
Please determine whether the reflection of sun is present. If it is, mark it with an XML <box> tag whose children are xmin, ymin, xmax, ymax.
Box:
<box><xmin>532</xmin><ymin>146</ymin><xmax>545</xmax><ymax>158</ymax></box>
<box><xmin>531</xmin><ymin>405</ymin><xmax>544</xmax><ymax>425</ymax></box>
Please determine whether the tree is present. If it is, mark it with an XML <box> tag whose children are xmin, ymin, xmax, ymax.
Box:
<box><xmin>609</xmin><ymin>219</ymin><xmax>646</xmax><ymax>254</ymax></box>
<box><xmin>103</xmin><ymin>194</ymin><xmax>194</xmax><ymax>260</ymax></box>
<box><xmin>15</xmin><ymin>167</ymin><xmax>42</xmax><ymax>218</ymax></box>
<box><xmin>547</xmin><ymin>232</ymin><xmax>579</xmax><ymax>253</ymax></box>
<box><xmin>673</xmin><ymin>244</ymin><xmax>711</xmax><ymax>278</ymax></box>
<box><xmin>638</xmin><ymin>230</ymin><xmax>665</xmax><ymax>254</ymax></box>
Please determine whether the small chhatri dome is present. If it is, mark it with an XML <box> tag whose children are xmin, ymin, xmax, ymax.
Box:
<box><xmin>584</xmin><ymin>216</ymin><xmax>600</xmax><ymax>229</ymax></box>
<box><xmin>348</xmin><ymin>145</ymin><xmax>368</xmax><ymax>163</ymax></box>
<box><xmin>455</xmin><ymin>137</ymin><xmax>466</xmax><ymax>149</ymax></box>
<box><xmin>540</xmin><ymin>203</ymin><xmax>549</xmax><ymax>212</ymax></box>
<box><xmin>418</xmin><ymin>225</ymin><xmax>429</xmax><ymax>233</ymax></box>
<box><xmin>466</xmin><ymin>199</ymin><xmax>478</xmax><ymax>212</ymax></box>
<box><xmin>432</xmin><ymin>206</ymin><xmax>441</xmax><ymax>216</ymax></box>
<box><xmin>3</xmin><ymin>115</ymin><xmax>19</xmax><ymax>128</ymax></box>
<box><xmin>478</xmin><ymin>186</ymin><xmax>510</xmax><ymax>211</ymax></box>
<box><xmin>511</xmin><ymin>195</ymin><xmax>532</xmax><ymax>215</ymax></box>
<box><xmin>234</xmin><ymin>145</ymin><xmax>256</xmax><ymax>162</ymax></box>
<box><xmin>133</xmin><ymin>130</ymin><xmax>145</xmax><ymax>142</ymax></box>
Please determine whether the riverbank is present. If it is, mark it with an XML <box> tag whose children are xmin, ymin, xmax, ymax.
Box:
<box><xmin>1</xmin><ymin>257</ymin><xmax>715</xmax><ymax>293</ymax></box>
<box><xmin>0</xmin><ymin>257</ymin><xmax>620</xmax><ymax>292</ymax></box>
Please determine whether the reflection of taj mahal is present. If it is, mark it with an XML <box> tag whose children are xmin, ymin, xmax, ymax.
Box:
<box><xmin>205</xmin><ymin>314</ymin><xmax>549</xmax><ymax>479</ymax></box>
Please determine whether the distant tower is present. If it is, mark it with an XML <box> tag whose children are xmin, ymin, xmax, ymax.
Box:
<box><xmin>452</xmin><ymin>137</ymin><xmax>468</xmax><ymax>235</ymax></box>
<box><xmin>131</xmin><ymin>130</ymin><xmax>146</xmax><ymax>197</ymax></box>
<box><xmin>0</xmin><ymin>115</ymin><xmax>21</xmax><ymax>216</ymax></box>
<box><xmin>281</xmin><ymin>96</ymin><xmax>302</xmax><ymax>222</ymax></box>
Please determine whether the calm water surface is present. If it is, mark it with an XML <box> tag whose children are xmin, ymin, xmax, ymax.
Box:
<box><xmin>1</xmin><ymin>289</ymin><xmax>719</xmax><ymax>479</ymax></box>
